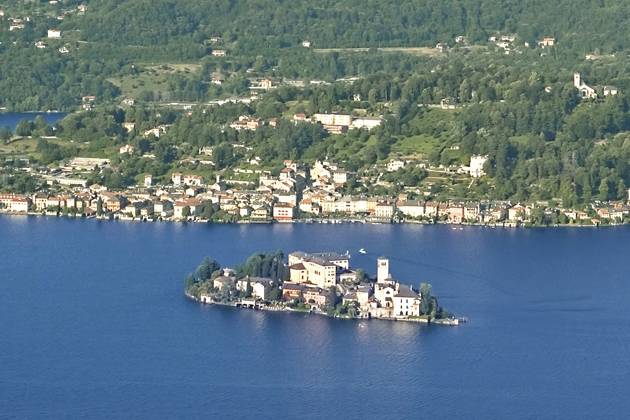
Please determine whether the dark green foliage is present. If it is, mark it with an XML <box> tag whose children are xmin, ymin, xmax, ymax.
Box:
<box><xmin>237</xmin><ymin>251</ymin><xmax>287</xmax><ymax>282</ymax></box>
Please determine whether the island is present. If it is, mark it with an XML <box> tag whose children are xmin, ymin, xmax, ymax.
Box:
<box><xmin>185</xmin><ymin>250</ymin><xmax>461</xmax><ymax>325</ymax></box>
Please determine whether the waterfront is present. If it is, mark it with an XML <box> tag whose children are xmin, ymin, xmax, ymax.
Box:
<box><xmin>0</xmin><ymin>112</ymin><xmax>66</xmax><ymax>131</ymax></box>
<box><xmin>1</xmin><ymin>217</ymin><xmax>630</xmax><ymax>419</ymax></box>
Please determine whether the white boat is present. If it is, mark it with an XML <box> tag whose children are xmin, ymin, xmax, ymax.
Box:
<box><xmin>358</xmin><ymin>248</ymin><xmax>367</xmax><ymax>254</ymax></box>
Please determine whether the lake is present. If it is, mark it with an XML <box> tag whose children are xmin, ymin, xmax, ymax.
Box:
<box><xmin>0</xmin><ymin>112</ymin><xmax>67</xmax><ymax>132</ymax></box>
<box><xmin>1</xmin><ymin>216</ymin><xmax>629</xmax><ymax>419</ymax></box>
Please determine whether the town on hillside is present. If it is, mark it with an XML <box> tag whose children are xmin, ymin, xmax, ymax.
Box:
<box><xmin>1</xmin><ymin>152</ymin><xmax>629</xmax><ymax>226</ymax></box>
<box><xmin>185</xmin><ymin>251</ymin><xmax>458</xmax><ymax>324</ymax></box>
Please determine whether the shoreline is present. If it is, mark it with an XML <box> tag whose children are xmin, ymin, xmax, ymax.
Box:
<box><xmin>184</xmin><ymin>291</ymin><xmax>463</xmax><ymax>326</ymax></box>
<box><xmin>0</xmin><ymin>211</ymin><xmax>627</xmax><ymax>229</ymax></box>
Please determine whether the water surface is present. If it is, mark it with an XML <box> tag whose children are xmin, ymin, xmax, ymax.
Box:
<box><xmin>1</xmin><ymin>217</ymin><xmax>629</xmax><ymax>419</ymax></box>
<box><xmin>0</xmin><ymin>112</ymin><xmax>66</xmax><ymax>131</ymax></box>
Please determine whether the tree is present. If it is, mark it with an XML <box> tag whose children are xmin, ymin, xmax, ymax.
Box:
<box><xmin>15</xmin><ymin>120</ymin><xmax>33</xmax><ymax>137</ymax></box>
<box><xmin>195</xmin><ymin>257</ymin><xmax>221</xmax><ymax>281</ymax></box>
<box><xmin>420</xmin><ymin>283</ymin><xmax>432</xmax><ymax>314</ymax></box>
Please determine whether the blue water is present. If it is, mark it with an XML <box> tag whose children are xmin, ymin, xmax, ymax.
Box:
<box><xmin>1</xmin><ymin>217</ymin><xmax>629</xmax><ymax>419</ymax></box>
<box><xmin>0</xmin><ymin>112</ymin><xmax>66</xmax><ymax>131</ymax></box>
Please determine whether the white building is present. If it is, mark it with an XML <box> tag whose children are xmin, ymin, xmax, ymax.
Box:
<box><xmin>574</xmin><ymin>72</ymin><xmax>597</xmax><ymax>99</ymax></box>
<box><xmin>47</xmin><ymin>29</ymin><xmax>62</xmax><ymax>39</ymax></box>
<box><xmin>396</xmin><ymin>200</ymin><xmax>425</xmax><ymax>218</ymax></box>
<box><xmin>387</xmin><ymin>159</ymin><xmax>405</xmax><ymax>172</ymax></box>
<box><xmin>351</xmin><ymin>117</ymin><xmax>382</xmax><ymax>131</ymax></box>
<box><xmin>470</xmin><ymin>155</ymin><xmax>488</xmax><ymax>178</ymax></box>
<box><xmin>377</xmin><ymin>257</ymin><xmax>390</xmax><ymax>283</ymax></box>
<box><xmin>313</xmin><ymin>113</ymin><xmax>352</xmax><ymax>127</ymax></box>
<box><xmin>119</xmin><ymin>144</ymin><xmax>135</xmax><ymax>155</ymax></box>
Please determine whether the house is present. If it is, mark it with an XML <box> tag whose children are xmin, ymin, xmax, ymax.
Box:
<box><xmin>153</xmin><ymin>200</ymin><xmax>173</xmax><ymax>217</ymax></box>
<box><xmin>173</xmin><ymin>199</ymin><xmax>202</xmax><ymax>219</ymax></box>
<box><xmin>350</xmin><ymin>117</ymin><xmax>382</xmax><ymax>131</ymax></box>
<box><xmin>6</xmin><ymin>196</ymin><xmax>30</xmax><ymax>213</ymax></box>
<box><xmin>273</xmin><ymin>203</ymin><xmax>294</xmax><ymax>221</ymax></box>
<box><xmin>211</xmin><ymin>49</ymin><xmax>226</xmax><ymax>57</ymax></box>
<box><xmin>143</xmin><ymin>126</ymin><xmax>168</xmax><ymax>138</ymax></box>
<box><xmin>302</xmin><ymin>40</ymin><xmax>311</xmax><ymax>48</ymax></box>
<box><xmin>47</xmin><ymin>29</ymin><xmax>62</xmax><ymax>39</ymax></box>
<box><xmin>100</xmin><ymin>192</ymin><xmax>125</xmax><ymax>212</ymax></box>
<box><xmin>374</xmin><ymin>202</ymin><xmax>394</xmax><ymax>219</ymax></box>
<box><xmin>11</xmin><ymin>197</ymin><xmax>30</xmax><ymax>213</ymax></box>
<box><xmin>122</xmin><ymin>122</ymin><xmax>135</xmax><ymax>132</ymax></box>
<box><xmin>183</xmin><ymin>175</ymin><xmax>203</xmax><ymax>186</ymax></box>
<box><xmin>288</xmin><ymin>251</ymin><xmax>350</xmax><ymax>288</ymax></box>
<box><xmin>508</xmin><ymin>204</ymin><xmax>530</xmax><ymax>222</ymax></box>
<box><xmin>302</xmin><ymin>286</ymin><xmax>332</xmax><ymax>307</ymax></box>
<box><xmin>299</xmin><ymin>198</ymin><xmax>321</xmax><ymax>215</ymax></box>
<box><xmin>464</xmin><ymin>204</ymin><xmax>481</xmax><ymax>221</ymax></box>
<box><xmin>293</xmin><ymin>113</ymin><xmax>308</xmax><ymax>123</ymax></box>
<box><xmin>603</xmin><ymin>86</ymin><xmax>619</xmax><ymax>96</ymax></box>
<box><xmin>446</xmin><ymin>205</ymin><xmax>465</xmax><ymax>223</ymax></box>
<box><xmin>537</xmin><ymin>37</ymin><xmax>555</xmax><ymax>48</ymax></box>
<box><xmin>282</xmin><ymin>282</ymin><xmax>304</xmax><ymax>301</ymax></box>
<box><xmin>392</xmin><ymin>284</ymin><xmax>422</xmax><ymax>318</ymax></box>
<box><xmin>333</xmin><ymin>170</ymin><xmax>348</xmax><ymax>185</ymax></box>
<box><xmin>230</xmin><ymin>116</ymin><xmax>261</xmax><ymax>131</ymax></box>
<box><xmin>171</xmin><ymin>172</ymin><xmax>183</xmax><ymax>186</ymax></box>
<box><xmin>143</xmin><ymin>175</ymin><xmax>153</xmax><ymax>187</ymax></box>
<box><xmin>32</xmin><ymin>193</ymin><xmax>48</xmax><ymax>211</ymax></box>
<box><xmin>313</xmin><ymin>114</ymin><xmax>352</xmax><ymax>134</ymax></box>
<box><xmin>397</xmin><ymin>200</ymin><xmax>425</xmax><ymax>218</ymax></box>
<box><xmin>387</xmin><ymin>159</ymin><xmax>405</xmax><ymax>172</ymax></box>
<box><xmin>251</xmin><ymin>206</ymin><xmax>270</xmax><ymax>221</ymax></box>
<box><xmin>236</xmin><ymin>277</ymin><xmax>273</xmax><ymax>300</ymax></box>
<box><xmin>435</xmin><ymin>42</ymin><xmax>448</xmax><ymax>52</ymax></box>
<box><xmin>469</xmin><ymin>155</ymin><xmax>488</xmax><ymax>178</ymax></box>
<box><xmin>119</xmin><ymin>144</ymin><xmax>135</xmax><ymax>155</ymax></box>
<box><xmin>424</xmin><ymin>202</ymin><xmax>440</xmax><ymax>217</ymax></box>
<box><xmin>213</xmin><ymin>276</ymin><xmax>235</xmax><ymax>291</ymax></box>
<box><xmin>68</xmin><ymin>157</ymin><xmax>110</xmax><ymax>171</ymax></box>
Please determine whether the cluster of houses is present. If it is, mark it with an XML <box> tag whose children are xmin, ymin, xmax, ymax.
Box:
<box><xmin>2</xmin><ymin>152</ymin><xmax>630</xmax><ymax>226</ymax></box>
<box><xmin>488</xmin><ymin>34</ymin><xmax>557</xmax><ymax>54</ymax></box>
<box><xmin>223</xmin><ymin>112</ymin><xmax>382</xmax><ymax>134</ymax></box>
<box><xmin>3</xmin><ymin>3</ymin><xmax>86</xmax><ymax>41</ymax></box>
<box><xmin>199</xmin><ymin>252</ymin><xmax>425</xmax><ymax>319</ymax></box>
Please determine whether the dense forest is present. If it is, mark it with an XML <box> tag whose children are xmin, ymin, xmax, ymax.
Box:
<box><xmin>73</xmin><ymin>0</ymin><xmax>630</xmax><ymax>53</ymax></box>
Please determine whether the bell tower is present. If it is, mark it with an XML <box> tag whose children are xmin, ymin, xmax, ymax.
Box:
<box><xmin>377</xmin><ymin>257</ymin><xmax>390</xmax><ymax>283</ymax></box>
<box><xmin>573</xmin><ymin>72</ymin><xmax>581</xmax><ymax>89</ymax></box>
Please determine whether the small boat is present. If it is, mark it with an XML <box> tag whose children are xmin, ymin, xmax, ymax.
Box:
<box><xmin>358</xmin><ymin>248</ymin><xmax>367</xmax><ymax>254</ymax></box>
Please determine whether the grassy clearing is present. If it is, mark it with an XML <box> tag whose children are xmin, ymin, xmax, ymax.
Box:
<box><xmin>0</xmin><ymin>138</ymin><xmax>40</xmax><ymax>158</ymax></box>
<box><xmin>108</xmin><ymin>63</ymin><xmax>201</xmax><ymax>99</ymax></box>
<box><xmin>391</xmin><ymin>134</ymin><xmax>441</xmax><ymax>158</ymax></box>
<box><xmin>0</xmin><ymin>137</ymin><xmax>86</xmax><ymax>160</ymax></box>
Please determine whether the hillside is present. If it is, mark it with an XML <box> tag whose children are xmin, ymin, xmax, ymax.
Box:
<box><xmin>72</xmin><ymin>0</ymin><xmax>630</xmax><ymax>54</ymax></box>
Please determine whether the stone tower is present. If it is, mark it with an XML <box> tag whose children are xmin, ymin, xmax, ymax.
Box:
<box><xmin>573</xmin><ymin>72</ymin><xmax>582</xmax><ymax>89</ymax></box>
<box><xmin>377</xmin><ymin>257</ymin><xmax>390</xmax><ymax>283</ymax></box>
